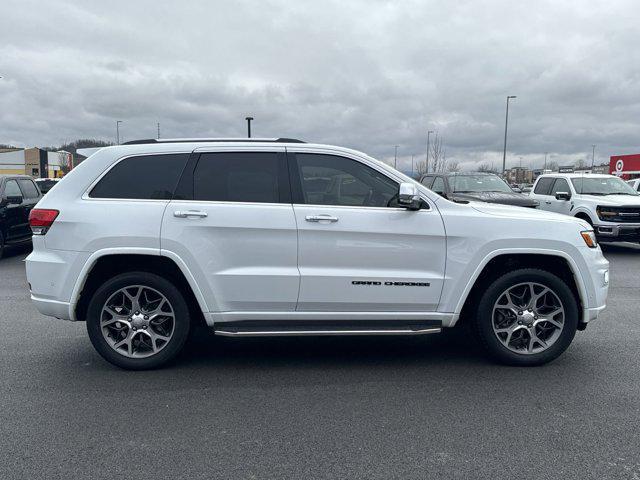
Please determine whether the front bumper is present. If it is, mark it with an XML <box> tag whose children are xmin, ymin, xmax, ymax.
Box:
<box><xmin>578</xmin><ymin>245</ymin><xmax>609</xmax><ymax>325</ymax></box>
<box><xmin>594</xmin><ymin>222</ymin><xmax>640</xmax><ymax>242</ymax></box>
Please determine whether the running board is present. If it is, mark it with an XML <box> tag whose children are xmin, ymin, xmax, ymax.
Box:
<box><xmin>214</xmin><ymin>320</ymin><xmax>442</xmax><ymax>337</ymax></box>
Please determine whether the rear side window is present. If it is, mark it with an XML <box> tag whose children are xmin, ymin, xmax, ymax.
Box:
<box><xmin>193</xmin><ymin>152</ymin><xmax>286</xmax><ymax>203</ymax></box>
<box><xmin>4</xmin><ymin>179</ymin><xmax>21</xmax><ymax>197</ymax></box>
<box><xmin>90</xmin><ymin>154</ymin><xmax>189</xmax><ymax>199</ymax></box>
<box><xmin>18</xmin><ymin>179</ymin><xmax>40</xmax><ymax>199</ymax></box>
<box><xmin>534</xmin><ymin>177</ymin><xmax>555</xmax><ymax>195</ymax></box>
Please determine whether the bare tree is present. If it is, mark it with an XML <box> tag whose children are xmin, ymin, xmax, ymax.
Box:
<box><xmin>429</xmin><ymin>133</ymin><xmax>446</xmax><ymax>173</ymax></box>
<box><xmin>477</xmin><ymin>162</ymin><xmax>498</xmax><ymax>174</ymax></box>
<box><xmin>575</xmin><ymin>158</ymin><xmax>586</xmax><ymax>169</ymax></box>
<box><xmin>447</xmin><ymin>160</ymin><xmax>461</xmax><ymax>172</ymax></box>
<box><xmin>415</xmin><ymin>159</ymin><xmax>428</xmax><ymax>176</ymax></box>
<box><xmin>546</xmin><ymin>160</ymin><xmax>559</xmax><ymax>172</ymax></box>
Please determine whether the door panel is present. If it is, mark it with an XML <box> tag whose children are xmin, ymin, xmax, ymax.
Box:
<box><xmin>162</xmin><ymin>202</ymin><xmax>299</xmax><ymax>312</ymax></box>
<box><xmin>547</xmin><ymin>178</ymin><xmax>573</xmax><ymax>215</ymax></box>
<box><xmin>161</xmin><ymin>149</ymin><xmax>299</xmax><ymax>313</ymax></box>
<box><xmin>294</xmin><ymin>205</ymin><xmax>446</xmax><ymax>311</ymax></box>
<box><xmin>289</xmin><ymin>152</ymin><xmax>446</xmax><ymax>313</ymax></box>
<box><xmin>3</xmin><ymin>180</ymin><xmax>28</xmax><ymax>242</ymax></box>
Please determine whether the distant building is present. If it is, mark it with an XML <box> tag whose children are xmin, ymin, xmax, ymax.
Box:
<box><xmin>504</xmin><ymin>166</ymin><xmax>533</xmax><ymax>184</ymax></box>
<box><xmin>0</xmin><ymin>148</ymin><xmax>72</xmax><ymax>178</ymax></box>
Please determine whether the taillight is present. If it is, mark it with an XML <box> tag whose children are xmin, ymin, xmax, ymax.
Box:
<box><xmin>29</xmin><ymin>209</ymin><xmax>59</xmax><ymax>235</ymax></box>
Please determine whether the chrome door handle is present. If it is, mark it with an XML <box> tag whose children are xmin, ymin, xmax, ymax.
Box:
<box><xmin>174</xmin><ymin>210</ymin><xmax>208</xmax><ymax>218</ymax></box>
<box><xmin>305</xmin><ymin>214</ymin><xmax>339</xmax><ymax>223</ymax></box>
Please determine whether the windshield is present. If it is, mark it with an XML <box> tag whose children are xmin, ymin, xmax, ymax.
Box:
<box><xmin>571</xmin><ymin>177</ymin><xmax>639</xmax><ymax>196</ymax></box>
<box><xmin>451</xmin><ymin>175</ymin><xmax>513</xmax><ymax>193</ymax></box>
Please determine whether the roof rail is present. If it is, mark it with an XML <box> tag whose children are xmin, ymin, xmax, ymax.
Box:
<box><xmin>122</xmin><ymin>137</ymin><xmax>306</xmax><ymax>145</ymax></box>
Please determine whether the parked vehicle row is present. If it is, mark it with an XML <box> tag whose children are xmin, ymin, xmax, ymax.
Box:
<box><xmin>419</xmin><ymin>172</ymin><xmax>539</xmax><ymax>208</ymax></box>
<box><xmin>0</xmin><ymin>175</ymin><xmax>42</xmax><ymax>257</ymax></box>
<box><xmin>530</xmin><ymin>173</ymin><xmax>640</xmax><ymax>243</ymax></box>
<box><xmin>25</xmin><ymin>139</ymin><xmax>608</xmax><ymax>370</ymax></box>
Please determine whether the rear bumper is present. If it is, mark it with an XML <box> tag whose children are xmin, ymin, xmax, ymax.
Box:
<box><xmin>25</xmin><ymin>240</ymin><xmax>89</xmax><ymax>321</ymax></box>
<box><xmin>30</xmin><ymin>295</ymin><xmax>72</xmax><ymax>320</ymax></box>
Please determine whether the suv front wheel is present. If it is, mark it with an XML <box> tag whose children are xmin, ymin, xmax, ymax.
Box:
<box><xmin>86</xmin><ymin>272</ymin><xmax>191</xmax><ymax>370</ymax></box>
<box><xmin>474</xmin><ymin>268</ymin><xmax>579</xmax><ymax>366</ymax></box>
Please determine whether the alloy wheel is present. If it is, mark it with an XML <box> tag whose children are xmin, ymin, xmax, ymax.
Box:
<box><xmin>492</xmin><ymin>282</ymin><xmax>565</xmax><ymax>355</ymax></box>
<box><xmin>100</xmin><ymin>285</ymin><xmax>175</xmax><ymax>358</ymax></box>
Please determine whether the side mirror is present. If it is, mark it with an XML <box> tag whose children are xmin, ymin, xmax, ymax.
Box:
<box><xmin>555</xmin><ymin>191</ymin><xmax>571</xmax><ymax>201</ymax></box>
<box><xmin>6</xmin><ymin>195</ymin><xmax>23</xmax><ymax>205</ymax></box>
<box><xmin>512</xmin><ymin>187</ymin><xmax>522</xmax><ymax>193</ymax></box>
<box><xmin>398</xmin><ymin>182</ymin><xmax>422</xmax><ymax>210</ymax></box>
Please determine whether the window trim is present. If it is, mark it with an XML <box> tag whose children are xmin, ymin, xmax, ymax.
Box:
<box><xmin>83</xmin><ymin>152</ymin><xmax>191</xmax><ymax>202</ymax></box>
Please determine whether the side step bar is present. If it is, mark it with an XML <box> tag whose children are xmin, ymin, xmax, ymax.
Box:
<box><xmin>214</xmin><ymin>320</ymin><xmax>442</xmax><ymax>337</ymax></box>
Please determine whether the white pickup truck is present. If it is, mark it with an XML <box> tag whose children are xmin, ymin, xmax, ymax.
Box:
<box><xmin>530</xmin><ymin>173</ymin><xmax>640</xmax><ymax>243</ymax></box>
<box><xmin>25</xmin><ymin>139</ymin><xmax>609</xmax><ymax>369</ymax></box>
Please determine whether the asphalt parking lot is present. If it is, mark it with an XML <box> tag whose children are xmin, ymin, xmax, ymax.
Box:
<box><xmin>1</xmin><ymin>243</ymin><xmax>639</xmax><ymax>480</ymax></box>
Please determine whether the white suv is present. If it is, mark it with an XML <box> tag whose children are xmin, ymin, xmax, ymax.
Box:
<box><xmin>26</xmin><ymin>139</ymin><xmax>609</xmax><ymax>369</ymax></box>
<box><xmin>530</xmin><ymin>173</ymin><xmax>640</xmax><ymax>243</ymax></box>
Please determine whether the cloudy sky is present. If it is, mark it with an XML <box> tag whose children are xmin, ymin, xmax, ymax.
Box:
<box><xmin>1</xmin><ymin>0</ymin><xmax>639</xmax><ymax>171</ymax></box>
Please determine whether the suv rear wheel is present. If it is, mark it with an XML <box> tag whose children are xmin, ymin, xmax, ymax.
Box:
<box><xmin>474</xmin><ymin>268</ymin><xmax>578</xmax><ymax>366</ymax></box>
<box><xmin>86</xmin><ymin>272</ymin><xmax>190</xmax><ymax>370</ymax></box>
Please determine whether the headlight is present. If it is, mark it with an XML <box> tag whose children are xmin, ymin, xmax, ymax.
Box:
<box><xmin>580</xmin><ymin>230</ymin><xmax>598</xmax><ymax>248</ymax></box>
<box><xmin>596</xmin><ymin>206</ymin><xmax>617</xmax><ymax>221</ymax></box>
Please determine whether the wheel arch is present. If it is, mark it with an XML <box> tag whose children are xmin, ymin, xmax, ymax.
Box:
<box><xmin>71</xmin><ymin>249</ymin><xmax>209</xmax><ymax>326</ymax></box>
<box><xmin>573</xmin><ymin>210</ymin><xmax>595</xmax><ymax>226</ymax></box>
<box><xmin>455</xmin><ymin>251</ymin><xmax>586</xmax><ymax>327</ymax></box>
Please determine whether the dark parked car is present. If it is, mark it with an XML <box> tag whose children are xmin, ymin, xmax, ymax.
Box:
<box><xmin>34</xmin><ymin>178</ymin><xmax>59</xmax><ymax>194</ymax></box>
<box><xmin>0</xmin><ymin>175</ymin><xmax>42</xmax><ymax>257</ymax></box>
<box><xmin>419</xmin><ymin>172</ymin><xmax>539</xmax><ymax>208</ymax></box>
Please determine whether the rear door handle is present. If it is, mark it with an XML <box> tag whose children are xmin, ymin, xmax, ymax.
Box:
<box><xmin>545</xmin><ymin>201</ymin><xmax>552</xmax><ymax>204</ymax></box>
<box><xmin>174</xmin><ymin>210</ymin><xmax>208</xmax><ymax>218</ymax></box>
<box><xmin>305</xmin><ymin>214</ymin><xmax>339</xmax><ymax>223</ymax></box>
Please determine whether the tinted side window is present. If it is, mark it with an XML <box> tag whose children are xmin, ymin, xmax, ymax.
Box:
<box><xmin>431</xmin><ymin>177</ymin><xmax>446</xmax><ymax>195</ymax></box>
<box><xmin>90</xmin><ymin>154</ymin><xmax>189</xmax><ymax>199</ymax></box>
<box><xmin>534</xmin><ymin>177</ymin><xmax>554</xmax><ymax>195</ymax></box>
<box><xmin>18</xmin><ymin>179</ymin><xmax>40</xmax><ymax>199</ymax></box>
<box><xmin>420</xmin><ymin>176</ymin><xmax>435</xmax><ymax>188</ymax></box>
<box><xmin>294</xmin><ymin>154</ymin><xmax>398</xmax><ymax>207</ymax></box>
<box><xmin>193</xmin><ymin>152</ymin><xmax>284</xmax><ymax>203</ymax></box>
<box><xmin>4</xmin><ymin>180</ymin><xmax>21</xmax><ymax>197</ymax></box>
<box><xmin>551</xmin><ymin>178</ymin><xmax>570</xmax><ymax>195</ymax></box>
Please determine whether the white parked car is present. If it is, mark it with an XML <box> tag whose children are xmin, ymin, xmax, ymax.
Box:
<box><xmin>627</xmin><ymin>178</ymin><xmax>640</xmax><ymax>192</ymax></box>
<box><xmin>26</xmin><ymin>139</ymin><xmax>609</xmax><ymax>369</ymax></box>
<box><xmin>530</xmin><ymin>173</ymin><xmax>640</xmax><ymax>243</ymax></box>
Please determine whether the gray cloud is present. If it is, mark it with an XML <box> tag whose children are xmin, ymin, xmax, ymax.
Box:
<box><xmin>1</xmin><ymin>0</ymin><xmax>640</xmax><ymax>172</ymax></box>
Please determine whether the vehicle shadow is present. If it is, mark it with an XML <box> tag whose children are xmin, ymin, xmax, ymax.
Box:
<box><xmin>600</xmin><ymin>242</ymin><xmax>640</xmax><ymax>254</ymax></box>
<box><xmin>175</xmin><ymin>324</ymin><xmax>490</xmax><ymax>370</ymax></box>
<box><xmin>0</xmin><ymin>243</ymin><xmax>31</xmax><ymax>261</ymax></box>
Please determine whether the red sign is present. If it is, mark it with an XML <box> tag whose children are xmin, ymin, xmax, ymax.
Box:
<box><xmin>610</xmin><ymin>154</ymin><xmax>640</xmax><ymax>179</ymax></box>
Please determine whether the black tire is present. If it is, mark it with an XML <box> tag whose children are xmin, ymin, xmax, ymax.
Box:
<box><xmin>473</xmin><ymin>268</ymin><xmax>579</xmax><ymax>366</ymax></box>
<box><xmin>86</xmin><ymin>271</ymin><xmax>191</xmax><ymax>370</ymax></box>
<box><xmin>0</xmin><ymin>230</ymin><xmax>4</xmax><ymax>259</ymax></box>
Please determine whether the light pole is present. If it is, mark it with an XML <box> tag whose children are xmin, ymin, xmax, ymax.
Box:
<box><xmin>411</xmin><ymin>155</ymin><xmax>415</xmax><ymax>177</ymax></box>
<box><xmin>591</xmin><ymin>144</ymin><xmax>596</xmax><ymax>169</ymax></box>
<box><xmin>544</xmin><ymin>152</ymin><xmax>548</xmax><ymax>170</ymax></box>
<box><xmin>116</xmin><ymin>120</ymin><xmax>123</xmax><ymax>145</ymax></box>
<box><xmin>502</xmin><ymin>95</ymin><xmax>516</xmax><ymax>176</ymax></box>
<box><xmin>394</xmin><ymin>145</ymin><xmax>399</xmax><ymax>169</ymax></box>
<box><xmin>245</xmin><ymin>116</ymin><xmax>253</xmax><ymax>138</ymax></box>
<box><xmin>157</xmin><ymin>122</ymin><xmax>161</xmax><ymax>140</ymax></box>
<box><xmin>426</xmin><ymin>130</ymin><xmax>434</xmax><ymax>173</ymax></box>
